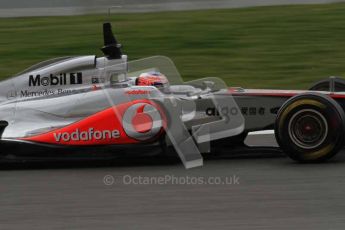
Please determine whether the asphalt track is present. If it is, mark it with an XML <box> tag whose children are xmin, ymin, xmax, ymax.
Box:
<box><xmin>1</xmin><ymin>134</ymin><xmax>345</xmax><ymax>229</ymax></box>
<box><xmin>1</xmin><ymin>0</ymin><xmax>345</xmax><ymax>17</ymax></box>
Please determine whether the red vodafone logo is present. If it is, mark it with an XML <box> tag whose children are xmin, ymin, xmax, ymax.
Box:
<box><xmin>122</xmin><ymin>103</ymin><xmax>162</xmax><ymax>141</ymax></box>
<box><xmin>131</xmin><ymin>110</ymin><xmax>153</xmax><ymax>133</ymax></box>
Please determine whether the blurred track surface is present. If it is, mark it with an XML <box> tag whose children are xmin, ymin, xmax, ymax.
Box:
<box><xmin>1</xmin><ymin>134</ymin><xmax>345</xmax><ymax>229</ymax></box>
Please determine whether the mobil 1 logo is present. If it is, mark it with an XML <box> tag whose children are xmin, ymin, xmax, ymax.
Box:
<box><xmin>29</xmin><ymin>72</ymin><xmax>83</xmax><ymax>87</ymax></box>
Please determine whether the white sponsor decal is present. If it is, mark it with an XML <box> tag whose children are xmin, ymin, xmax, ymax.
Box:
<box><xmin>53</xmin><ymin>128</ymin><xmax>120</xmax><ymax>142</ymax></box>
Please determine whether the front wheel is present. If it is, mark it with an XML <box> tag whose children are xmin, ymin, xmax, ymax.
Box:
<box><xmin>275</xmin><ymin>93</ymin><xmax>345</xmax><ymax>162</ymax></box>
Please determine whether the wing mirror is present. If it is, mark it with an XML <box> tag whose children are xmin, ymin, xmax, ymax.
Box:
<box><xmin>202</xmin><ymin>80</ymin><xmax>215</xmax><ymax>90</ymax></box>
<box><xmin>187</xmin><ymin>81</ymin><xmax>216</xmax><ymax>97</ymax></box>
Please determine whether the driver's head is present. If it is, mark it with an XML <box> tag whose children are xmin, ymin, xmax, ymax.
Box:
<box><xmin>136</xmin><ymin>71</ymin><xmax>169</xmax><ymax>90</ymax></box>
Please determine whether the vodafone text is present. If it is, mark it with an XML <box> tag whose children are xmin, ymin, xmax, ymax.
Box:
<box><xmin>54</xmin><ymin>128</ymin><xmax>120</xmax><ymax>142</ymax></box>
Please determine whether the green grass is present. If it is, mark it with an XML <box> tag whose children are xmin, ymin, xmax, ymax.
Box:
<box><xmin>1</xmin><ymin>3</ymin><xmax>345</xmax><ymax>89</ymax></box>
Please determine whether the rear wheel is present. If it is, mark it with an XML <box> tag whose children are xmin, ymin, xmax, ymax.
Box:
<box><xmin>275</xmin><ymin>93</ymin><xmax>345</xmax><ymax>162</ymax></box>
<box><xmin>309</xmin><ymin>77</ymin><xmax>345</xmax><ymax>92</ymax></box>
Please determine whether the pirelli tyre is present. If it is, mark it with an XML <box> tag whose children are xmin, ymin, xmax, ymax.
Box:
<box><xmin>275</xmin><ymin>93</ymin><xmax>345</xmax><ymax>162</ymax></box>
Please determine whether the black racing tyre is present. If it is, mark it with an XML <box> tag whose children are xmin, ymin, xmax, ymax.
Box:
<box><xmin>309</xmin><ymin>77</ymin><xmax>345</xmax><ymax>92</ymax></box>
<box><xmin>275</xmin><ymin>93</ymin><xmax>345</xmax><ymax>162</ymax></box>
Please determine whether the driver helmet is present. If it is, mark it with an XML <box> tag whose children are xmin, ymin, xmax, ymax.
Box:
<box><xmin>136</xmin><ymin>71</ymin><xmax>169</xmax><ymax>90</ymax></box>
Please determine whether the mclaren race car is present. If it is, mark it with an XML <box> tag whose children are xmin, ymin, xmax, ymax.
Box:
<box><xmin>1</xmin><ymin>22</ymin><xmax>345</xmax><ymax>168</ymax></box>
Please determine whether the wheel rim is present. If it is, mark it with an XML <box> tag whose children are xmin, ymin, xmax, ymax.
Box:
<box><xmin>288</xmin><ymin>109</ymin><xmax>328</xmax><ymax>149</ymax></box>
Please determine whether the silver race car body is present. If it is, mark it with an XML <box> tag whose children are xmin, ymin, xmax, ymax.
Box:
<box><xmin>1</xmin><ymin>22</ymin><xmax>345</xmax><ymax>165</ymax></box>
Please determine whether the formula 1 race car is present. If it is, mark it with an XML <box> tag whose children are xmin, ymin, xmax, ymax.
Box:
<box><xmin>1</xmin><ymin>22</ymin><xmax>345</xmax><ymax>167</ymax></box>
